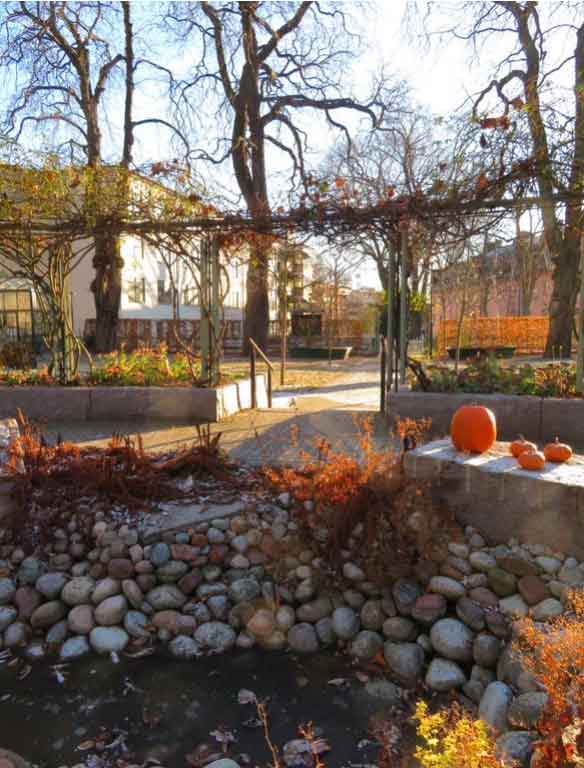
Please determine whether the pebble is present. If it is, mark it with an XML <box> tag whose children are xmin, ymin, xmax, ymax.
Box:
<box><xmin>146</xmin><ymin>585</ymin><xmax>187</xmax><ymax>610</ymax></box>
<box><xmin>499</xmin><ymin>594</ymin><xmax>529</xmax><ymax>619</ymax></box>
<box><xmin>68</xmin><ymin>605</ymin><xmax>95</xmax><ymax>634</ymax></box>
<box><xmin>342</xmin><ymin>562</ymin><xmax>365</xmax><ymax>582</ymax></box>
<box><xmin>0</xmin><ymin>578</ymin><xmax>16</xmax><ymax>605</ymax></box>
<box><xmin>456</xmin><ymin>596</ymin><xmax>485</xmax><ymax>631</ymax></box>
<box><xmin>530</xmin><ymin>597</ymin><xmax>563</xmax><ymax>621</ymax></box>
<box><xmin>473</xmin><ymin>633</ymin><xmax>501</xmax><ymax>668</ymax></box>
<box><xmin>382</xmin><ymin>616</ymin><xmax>417</xmax><ymax>642</ymax></box>
<box><xmin>92</xmin><ymin>578</ymin><xmax>121</xmax><ymax>605</ymax></box>
<box><xmin>194</xmin><ymin>622</ymin><xmax>236</xmax><ymax>653</ymax></box>
<box><xmin>360</xmin><ymin>600</ymin><xmax>385</xmax><ymax>630</ymax></box>
<box><xmin>30</xmin><ymin>601</ymin><xmax>66</xmax><ymax>629</ymax></box>
<box><xmin>95</xmin><ymin>595</ymin><xmax>128</xmax><ymax>626</ymax></box>
<box><xmin>35</xmin><ymin>573</ymin><xmax>67</xmax><ymax>600</ymax></box>
<box><xmin>507</xmin><ymin>692</ymin><xmax>548</xmax><ymax>730</ymax></box>
<box><xmin>350</xmin><ymin>630</ymin><xmax>383</xmax><ymax>661</ymax></box>
<box><xmin>392</xmin><ymin>579</ymin><xmax>423</xmax><ymax>615</ymax></box>
<box><xmin>169</xmin><ymin>635</ymin><xmax>200</xmax><ymax>660</ymax></box>
<box><xmin>430</xmin><ymin>618</ymin><xmax>474</xmax><ymax>663</ymax></box>
<box><xmin>425</xmin><ymin>658</ymin><xmax>466</xmax><ymax>691</ymax></box>
<box><xmin>0</xmin><ymin>606</ymin><xmax>17</xmax><ymax>631</ymax></box>
<box><xmin>150</xmin><ymin>542</ymin><xmax>171</xmax><ymax>567</ymax></box>
<box><xmin>331</xmin><ymin>607</ymin><xmax>360</xmax><ymax>640</ymax></box>
<box><xmin>60</xmin><ymin>636</ymin><xmax>91</xmax><ymax>661</ymax></box>
<box><xmin>411</xmin><ymin>594</ymin><xmax>447</xmax><ymax>626</ymax></box>
<box><xmin>384</xmin><ymin>642</ymin><xmax>424</xmax><ymax>687</ymax></box>
<box><xmin>288</xmin><ymin>623</ymin><xmax>319</xmax><ymax>653</ymax></box>
<box><xmin>469</xmin><ymin>551</ymin><xmax>497</xmax><ymax>572</ymax></box>
<box><xmin>90</xmin><ymin>626</ymin><xmax>129</xmax><ymax>654</ymax></box>
<box><xmin>61</xmin><ymin>577</ymin><xmax>95</xmax><ymax>607</ymax></box>
<box><xmin>478</xmin><ymin>681</ymin><xmax>513</xmax><ymax>733</ymax></box>
<box><xmin>488</xmin><ymin>568</ymin><xmax>517</xmax><ymax>597</ymax></box>
<box><xmin>496</xmin><ymin>731</ymin><xmax>537</xmax><ymax>767</ymax></box>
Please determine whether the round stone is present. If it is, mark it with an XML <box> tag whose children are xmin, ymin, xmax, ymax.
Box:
<box><xmin>360</xmin><ymin>600</ymin><xmax>384</xmax><ymax>630</ymax></box>
<box><xmin>530</xmin><ymin>597</ymin><xmax>563</xmax><ymax>621</ymax></box>
<box><xmin>296</xmin><ymin>597</ymin><xmax>332</xmax><ymax>623</ymax></box>
<box><xmin>17</xmin><ymin>557</ymin><xmax>43</xmax><ymax>585</ymax></box>
<box><xmin>92</xmin><ymin>578</ymin><xmax>121</xmax><ymax>604</ymax></box>
<box><xmin>384</xmin><ymin>642</ymin><xmax>424</xmax><ymax>687</ymax></box>
<box><xmin>382</xmin><ymin>616</ymin><xmax>418</xmax><ymax>642</ymax></box>
<box><xmin>146</xmin><ymin>585</ymin><xmax>187</xmax><ymax>610</ymax></box>
<box><xmin>473</xmin><ymin>633</ymin><xmax>502</xmax><ymax>668</ymax></box>
<box><xmin>30</xmin><ymin>601</ymin><xmax>66</xmax><ymax>629</ymax></box>
<box><xmin>350</xmin><ymin>630</ymin><xmax>383</xmax><ymax>661</ymax></box>
<box><xmin>228</xmin><ymin>578</ymin><xmax>260</xmax><ymax>604</ymax></box>
<box><xmin>94</xmin><ymin>595</ymin><xmax>128</xmax><ymax>626</ymax></box>
<box><xmin>61</xmin><ymin>577</ymin><xmax>95</xmax><ymax>606</ymax></box>
<box><xmin>150</xmin><ymin>542</ymin><xmax>171</xmax><ymax>567</ymax></box>
<box><xmin>425</xmin><ymin>658</ymin><xmax>467</xmax><ymax>691</ymax></box>
<box><xmin>342</xmin><ymin>562</ymin><xmax>365</xmax><ymax>582</ymax></box>
<box><xmin>332</xmin><ymin>607</ymin><xmax>360</xmax><ymax>640</ymax></box>
<box><xmin>231</xmin><ymin>535</ymin><xmax>249</xmax><ymax>554</ymax></box>
<box><xmin>35</xmin><ymin>573</ymin><xmax>67</xmax><ymax>600</ymax></box>
<box><xmin>0</xmin><ymin>606</ymin><xmax>17</xmax><ymax>631</ymax></box>
<box><xmin>392</xmin><ymin>579</ymin><xmax>423</xmax><ymax>615</ymax></box>
<box><xmin>157</xmin><ymin>560</ymin><xmax>188</xmax><ymax>583</ymax></box>
<box><xmin>411</xmin><ymin>594</ymin><xmax>447</xmax><ymax>626</ymax></box>
<box><xmin>288</xmin><ymin>623</ymin><xmax>319</xmax><ymax>653</ymax></box>
<box><xmin>495</xmin><ymin>731</ymin><xmax>537</xmax><ymax>767</ymax></box>
<box><xmin>428</xmin><ymin>576</ymin><xmax>465</xmax><ymax>601</ymax></box>
<box><xmin>0</xmin><ymin>578</ymin><xmax>16</xmax><ymax>605</ymax></box>
<box><xmin>122</xmin><ymin>579</ymin><xmax>144</xmax><ymax>609</ymax></box>
<box><xmin>315</xmin><ymin>617</ymin><xmax>335</xmax><ymax>645</ymax></box>
<box><xmin>90</xmin><ymin>626</ymin><xmax>129</xmax><ymax>654</ymax></box>
<box><xmin>60</xmin><ymin>635</ymin><xmax>90</xmax><ymax>661</ymax></box>
<box><xmin>46</xmin><ymin>620</ymin><xmax>68</xmax><ymax>645</ymax></box>
<box><xmin>124</xmin><ymin>610</ymin><xmax>149</xmax><ymax>638</ymax></box>
<box><xmin>14</xmin><ymin>586</ymin><xmax>41</xmax><ymax>620</ymax></box>
<box><xmin>478</xmin><ymin>681</ymin><xmax>513</xmax><ymax>734</ymax></box>
<box><xmin>430</xmin><ymin>618</ymin><xmax>474</xmax><ymax>663</ymax></box>
<box><xmin>469</xmin><ymin>551</ymin><xmax>497</xmax><ymax>572</ymax></box>
<box><xmin>456</xmin><ymin>596</ymin><xmax>486</xmax><ymax>631</ymax></box>
<box><xmin>108</xmin><ymin>558</ymin><xmax>134</xmax><ymax>579</ymax></box>
<box><xmin>68</xmin><ymin>604</ymin><xmax>95</xmax><ymax>634</ymax></box>
<box><xmin>275</xmin><ymin>605</ymin><xmax>296</xmax><ymax>631</ymax></box>
<box><xmin>247</xmin><ymin>609</ymin><xmax>276</xmax><ymax>638</ymax></box>
<box><xmin>507</xmin><ymin>692</ymin><xmax>548</xmax><ymax>730</ymax></box>
<box><xmin>499</xmin><ymin>594</ymin><xmax>529</xmax><ymax>619</ymax></box>
<box><xmin>169</xmin><ymin>635</ymin><xmax>200</xmax><ymax>660</ymax></box>
<box><xmin>488</xmin><ymin>568</ymin><xmax>517</xmax><ymax>597</ymax></box>
<box><xmin>194</xmin><ymin>622</ymin><xmax>236</xmax><ymax>653</ymax></box>
<box><xmin>4</xmin><ymin>621</ymin><xmax>30</xmax><ymax>648</ymax></box>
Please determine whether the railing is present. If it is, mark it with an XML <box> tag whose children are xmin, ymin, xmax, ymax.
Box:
<box><xmin>249</xmin><ymin>337</ymin><xmax>273</xmax><ymax>409</ymax></box>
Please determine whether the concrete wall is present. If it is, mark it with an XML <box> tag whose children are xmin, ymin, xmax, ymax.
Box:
<box><xmin>0</xmin><ymin>375</ymin><xmax>268</xmax><ymax>424</ymax></box>
<box><xmin>388</xmin><ymin>391</ymin><xmax>584</xmax><ymax>447</ymax></box>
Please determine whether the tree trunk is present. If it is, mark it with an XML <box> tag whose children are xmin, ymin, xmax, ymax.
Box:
<box><xmin>92</xmin><ymin>233</ymin><xmax>122</xmax><ymax>352</ymax></box>
<box><xmin>243</xmin><ymin>241</ymin><xmax>269</xmax><ymax>353</ymax></box>
<box><xmin>545</xmin><ymin>233</ymin><xmax>580</xmax><ymax>358</ymax></box>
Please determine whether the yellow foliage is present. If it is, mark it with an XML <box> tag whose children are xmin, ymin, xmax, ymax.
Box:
<box><xmin>414</xmin><ymin>701</ymin><xmax>501</xmax><ymax>768</ymax></box>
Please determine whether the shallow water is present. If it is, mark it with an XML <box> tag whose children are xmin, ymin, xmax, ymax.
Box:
<box><xmin>0</xmin><ymin>650</ymin><xmax>383</xmax><ymax>767</ymax></box>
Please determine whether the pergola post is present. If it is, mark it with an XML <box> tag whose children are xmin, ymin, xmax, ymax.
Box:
<box><xmin>386</xmin><ymin>246</ymin><xmax>394</xmax><ymax>398</ymax></box>
<box><xmin>200</xmin><ymin>236</ymin><xmax>221</xmax><ymax>387</ymax></box>
<box><xmin>399</xmin><ymin>226</ymin><xmax>408</xmax><ymax>385</ymax></box>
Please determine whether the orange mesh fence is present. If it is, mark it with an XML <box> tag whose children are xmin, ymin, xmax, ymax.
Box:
<box><xmin>436</xmin><ymin>316</ymin><xmax>550</xmax><ymax>356</ymax></box>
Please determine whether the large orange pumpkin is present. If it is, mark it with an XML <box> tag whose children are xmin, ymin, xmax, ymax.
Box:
<box><xmin>518</xmin><ymin>449</ymin><xmax>546</xmax><ymax>471</ymax></box>
<box><xmin>450</xmin><ymin>405</ymin><xmax>497</xmax><ymax>454</ymax></box>
<box><xmin>543</xmin><ymin>437</ymin><xmax>572</xmax><ymax>463</ymax></box>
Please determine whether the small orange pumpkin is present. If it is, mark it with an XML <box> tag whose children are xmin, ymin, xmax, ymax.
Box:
<box><xmin>510</xmin><ymin>436</ymin><xmax>537</xmax><ymax>458</ymax></box>
<box><xmin>450</xmin><ymin>405</ymin><xmax>497</xmax><ymax>454</ymax></box>
<box><xmin>543</xmin><ymin>437</ymin><xmax>573</xmax><ymax>463</ymax></box>
<box><xmin>518</xmin><ymin>449</ymin><xmax>546</xmax><ymax>471</ymax></box>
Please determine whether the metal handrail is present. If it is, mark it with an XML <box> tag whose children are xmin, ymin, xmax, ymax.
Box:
<box><xmin>249</xmin><ymin>338</ymin><xmax>273</xmax><ymax>408</ymax></box>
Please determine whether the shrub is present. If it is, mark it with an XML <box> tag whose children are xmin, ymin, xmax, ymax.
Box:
<box><xmin>87</xmin><ymin>344</ymin><xmax>201</xmax><ymax>386</ymax></box>
<box><xmin>515</xmin><ymin>590</ymin><xmax>584</xmax><ymax>767</ymax></box>
<box><xmin>413</xmin><ymin>700</ymin><xmax>500</xmax><ymax>768</ymax></box>
<box><xmin>0</xmin><ymin>341</ymin><xmax>36</xmax><ymax>369</ymax></box>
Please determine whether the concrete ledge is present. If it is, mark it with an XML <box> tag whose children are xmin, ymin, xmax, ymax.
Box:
<box><xmin>404</xmin><ymin>438</ymin><xmax>584</xmax><ymax>558</ymax></box>
<box><xmin>0</xmin><ymin>375</ymin><xmax>267</xmax><ymax>424</ymax></box>
<box><xmin>387</xmin><ymin>391</ymin><xmax>584</xmax><ymax>446</ymax></box>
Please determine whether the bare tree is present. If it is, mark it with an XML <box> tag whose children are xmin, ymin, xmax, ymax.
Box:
<box><xmin>165</xmin><ymin>1</ymin><xmax>388</xmax><ymax>353</ymax></box>
<box><xmin>435</xmin><ymin>2</ymin><xmax>584</xmax><ymax>357</ymax></box>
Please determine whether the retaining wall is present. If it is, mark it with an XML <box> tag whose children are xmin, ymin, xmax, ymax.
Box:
<box><xmin>0</xmin><ymin>375</ymin><xmax>268</xmax><ymax>423</ymax></box>
<box><xmin>388</xmin><ymin>391</ymin><xmax>584</xmax><ymax>446</ymax></box>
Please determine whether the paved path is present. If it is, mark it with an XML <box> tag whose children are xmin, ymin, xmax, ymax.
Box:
<box><xmin>42</xmin><ymin>357</ymin><xmax>394</xmax><ymax>467</ymax></box>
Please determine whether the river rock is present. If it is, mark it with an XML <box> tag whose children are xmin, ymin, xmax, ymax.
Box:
<box><xmin>247</xmin><ymin>609</ymin><xmax>276</xmax><ymax>638</ymax></box>
<box><xmin>228</xmin><ymin>577</ymin><xmax>260</xmax><ymax>604</ymax></box>
<box><xmin>469</xmin><ymin>551</ymin><xmax>497</xmax><ymax>572</ymax></box>
<box><xmin>124</xmin><ymin>610</ymin><xmax>149</xmax><ymax>638</ymax></box>
<box><xmin>4</xmin><ymin>621</ymin><xmax>30</xmax><ymax>648</ymax></box>
<box><xmin>384</xmin><ymin>642</ymin><xmax>424</xmax><ymax>687</ymax></box>
<box><xmin>499</xmin><ymin>594</ymin><xmax>529</xmax><ymax>619</ymax></box>
<box><xmin>288</xmin><ymin>622</ymin><xmax>319</xmax><ymax>653</ymax></box>
<box><xmin>488</xmin><ymin>568</ymin><xmax>517</xmax><ymax>597</ymax></box>
<box><xmin>68</xmin><ymin>605</ymin><xmax>95</xmax><ymax>634</ymax></box>
<box><xmin>30</xmin><ymin>600</ymin><xmax>66</xmax><ymax>629</ymax></box>
<box><xmin>94</xmin><ymin>595</ymin><xmax>127</xmax><ymax>626</ymax></box>
<box><xmin>61</xmin><ymin>577</ymin><xmax>95</xmax><ymax>606</ymax></box>
<box><xmin>531</xmin><ymin>597</ymin><xmax>563</xmax><ymax>621</ymax></box>
<box><xmin>0</xmin><ymin>578</ymin><xmax>16</xmax><ymax>605</ymax></box>
<box><xmin>392</xmin><ymin>579</ymin><xmax>423</xmax><ymax>615</ymax></box>
<box><xmin>428</xmin><ymin>576</ymin><xmax>465</xmax><ymax>601</ymax></box>
<box><xmin>91</xmin><ymin>578</ymin><xmax>121</xmax><ymax>604</ymax></box>
<box><xmin>382</xmin><ymin>616</ymin><xmax>418</xmax><ymax>641</ymax></box>
<box><xmin>17</xmin><ymin>557</ymin><xmax>43</xmax><ymax>585</ymax></box>
<box><xmin>275</xmin><ymin>606</ymin><xmax>296</xmax><ymax>631</ymax></box>
<box><xmin>411</xmin><ymin>594</ymin><xmax>447</xmax><ymax>626</ymax></box>
<box><xmin>316</xmin><ymin>617</ymin><xmax>335</xmax><ymax>645</ymax></box>
<box><xmin>60</xmin><ymin>636</ymin><xmax>90</xmax><ymax>661</ymax></box>
<box><xmin>456</xmin><ymin>596</ymin><xmax>485</xmax><ymax>631</ymax></box>
<box><xmin>122</xmin><ymin>579</ymin><xmax>144</xmax><ymax>609</ymax></box>
<box><xmin>478</xmin><ymin>681</ymin><xmax>513</xmax><ymax>733</ymax></box>
<box><xmin>360</xmin><ymin>600</ymin><xmax>384</xmax><ymax>630</ymax></box>
<box><xmin>332</xmin><ymin>607</ymin><xmax>360</xmax><ymax>640</ymax></box>
<box><xmin>425</xmin><ymin>658</ymin><xmax>466</xmax><ymax>691</ymax></box>
<box><xmin>194</xmin><ymin>622</ymin><xmax>236</xmax><ymax>653</ymax></box>
<box><xmin>150</xmin><ymin>542</ymin><xmax>171</xmax><ymax>567</ymax></box>
<box><xmin>157</xmin><ymin>560</ymin><xmax>188</xmax><ymax>583</ymax></box>
<box><xmin>46</xmin><ymin>620</ymin><xmax>68</xmax><ymax>645</ymax></box>
<box><xmin>507</xmin><ymin>691</ymin><xmax>548</xmax><ymax>730</ymax></box>
<box><xmin>146</xmin><ymin>585</ymin><xmax>187</xmax><ymax>610</ymax></box>
<box><xmin>178</xmin><ymin>570</ymin><xmax>203</xmax><ymax>595</ymax></box>
<box><xmin>496</xmin><ymin>731</ymin><xmax>537</xmax><ymax>767</ymax></box>
<box><xmin>0</xmin><ymin>606</ymin><xmax>17</xmax><ymax>631</ymax></box>
<box><xmin>169</xmin><ymin>635</ymin><xmax>201</xmax><ymax>660</ymax></box>
<box><xmin>296</xmin><ymin>597</ymin><xmax>332</xmax><ymax>623</ymax></box>
<box><xmin>497</xmin><ymin>645</ymin><xmax>539</xmax><ymax>692</ymax></box>
<box><xmin>517</xmin><ymin>574</ymin><xmax>549</xmax><ymax>605</ymax></box>
<box><xmin>14</xmin><ymin>586</ymin><xmax>41</xmax><ymax>620</ymax></box>
<box><xmin>35</xmin><ymin>573</ymin><xmax>67</xmax><ymax>600</ymax></box>
<box><xmin>351</xmin><ymin>630</ymin><xmax>383</xmax><ymax>661</ymax></box>
<box><xmin>473</xmin><ymin>633</ymin><xmax>501</xmax><ymax>668</ymax></box>
<box><xmin>430</xmin><ymin>618</ymin><xmax>474</xmax><ymax>662</ymax></box>
<box><xmin>90</xmin><ymin>626</ymin><xmax>129</xmax><ymax>654</ymax></box>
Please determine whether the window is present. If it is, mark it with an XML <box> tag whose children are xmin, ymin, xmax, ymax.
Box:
<box><xmin>157</xmin><ymin>280</ymin><xmax>172</xmax><ymax>305</ymax></box>
<box><xmin>127</xmin><ymin>278</ymin><xmax>146</xmax><ymax>304</ymax></box>
<box><xmin>183</xmin><ymin>286</ymin><xmax>198</xmax><ymax>306</ymax></box>
<box><xmin>228</xmin><ymin>320</ymin><xmax>242</xmax><ymax>339</ymax></box>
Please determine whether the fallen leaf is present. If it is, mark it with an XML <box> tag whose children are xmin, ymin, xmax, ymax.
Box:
<box><xmin>237</xmin><ymin>689</ymin><xmax>257</xmax><ymax>705</ymax></box>
<box><xmin>78</xmin><ymin>740</ymin><xmax>96</xmax><ymax>751</ymax></box>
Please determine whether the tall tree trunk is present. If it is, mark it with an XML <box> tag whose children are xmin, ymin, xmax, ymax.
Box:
<box><xmin>92</xmin><ymin>233</ymin><xmax>122</xmax><ymax>352</ymax></box>
<box><xmin>243</xmin><ymin>240</ymin><xmax>269</xmax><ymax>353</ymax></box>
<box><xmin>545</xmin><ymin>231</ymin><xmax>580</xmax><ymax>358</ymax></box>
